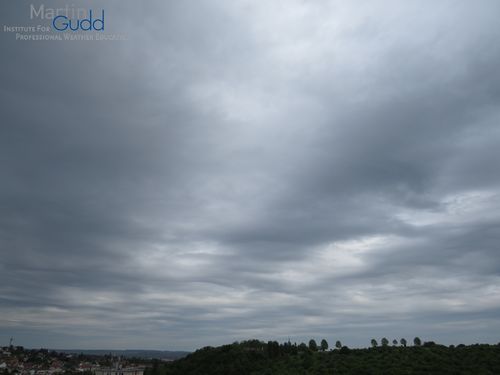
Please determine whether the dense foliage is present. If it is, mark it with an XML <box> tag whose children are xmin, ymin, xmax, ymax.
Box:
<box><xmin>145</xmin><ymin>340</ymin><xmax>500</xmax><ymax>375</ymax></box>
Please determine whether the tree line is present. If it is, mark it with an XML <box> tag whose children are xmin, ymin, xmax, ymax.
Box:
<box><xmin>146</xmin><ymin>339</ymin><xmax>500</xmax><ymax>375</ymax></box>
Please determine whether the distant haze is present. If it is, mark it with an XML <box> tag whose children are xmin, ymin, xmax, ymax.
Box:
<box><xmin>1</xmin><ymin>0</ymin><xmax>500</xmax><ymax>351</ymax></box>
<box><xmin>53</xmin><ymin>350</ymin><xmax>189</xmax><ymax>360</ymax></box>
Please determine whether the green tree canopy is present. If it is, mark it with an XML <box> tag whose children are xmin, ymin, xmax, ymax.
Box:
<box><xmin>147</xmin><ymin>340</ymin><xmax>500</xmax><ymax>375</ymax></box>
<box><xmin>308</xmin><ymin>339</ymin><xmax>318</xmax><ymax>352</ymax></box>
<box><xmin>320</xmin><ymin>339</ymin><xmax>328</xmax><ymax>351</ymax></box>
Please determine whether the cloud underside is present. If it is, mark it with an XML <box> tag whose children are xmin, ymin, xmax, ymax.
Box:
<box><xmin>1</xmin><ymin>0</ymin><xmax>500</xmax><ymax>349</ymax></box>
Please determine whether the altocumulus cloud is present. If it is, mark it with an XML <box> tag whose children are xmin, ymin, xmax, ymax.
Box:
<box><xmin>1</xmin><ymin>0</ymin><xmax>500</xmax><ymax>350</ymax></box>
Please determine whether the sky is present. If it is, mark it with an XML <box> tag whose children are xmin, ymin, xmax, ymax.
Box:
<box><xmin>1</xmin><ymin>0</ymin><xmax>500</xmax><ymax>351</ymax></box>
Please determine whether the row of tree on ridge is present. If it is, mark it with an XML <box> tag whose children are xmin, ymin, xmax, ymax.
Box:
<box><xmin>272</xmin><ymin>336</ymin><xmax>425</xmax><ymax>352</ymax></box>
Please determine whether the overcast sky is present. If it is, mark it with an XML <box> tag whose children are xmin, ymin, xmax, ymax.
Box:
<box><xmin>1</xmin><ymin>0</ymin><xmax>500</xmax><ymax>351</ymax></box>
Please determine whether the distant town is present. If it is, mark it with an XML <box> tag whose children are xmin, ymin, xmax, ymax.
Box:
<box><xmin>0</xmin><ymin>344</ymin><xmax>187</xmax><ymax>375</ymax></box>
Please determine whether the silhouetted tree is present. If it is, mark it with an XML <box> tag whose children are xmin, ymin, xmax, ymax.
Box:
<box><xmin>320</xmin><ymin>339</ymin><xmax>328</xmax><ymax>351</ymax></box>
<box><xmin>400</xmin><ymin>338</ymin><xmax>407</xmax><ymax>347</ymax></box>
<box><xmin>308</xmin><ymin>339</ymin><xmax>318</xmax><ymax>352</ymax></box>
<box><xmin>414</xmin><ymin>337</ymin><xmax>422</xmax><ymax>346</ymax></box>
<box><xmin>335</xmin><ymin>340</ymin><xmax>342</xmax><ymax>349</ymax></box>
<box><xmin>267</xmin><ymin>341</ymin><xmax>280</xmax><ymax>358</ymax></box>
<box><xmin>381</xmin><ymin>337</ymin><xmax>389</xmax><ymax>347</ymax></box>
<box><xmin>392</xmin><ymin>339</ymin><xmax>398</xmax><ymax>346</ymax></box>
<box><xmin>371</xmin><ymin>339</ymin><xmax>378</xmax><ymax>348</ymax></box>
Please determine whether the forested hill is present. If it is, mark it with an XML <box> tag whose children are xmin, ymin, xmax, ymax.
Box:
<box><xmin>145</xmin><ymin>339</ymin><xmax>500</xmax><ymax>375</ymax></box>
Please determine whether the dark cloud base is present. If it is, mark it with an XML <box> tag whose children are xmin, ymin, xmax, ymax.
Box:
<box><xmin>1</xmin><ymin>0</ymin><xmax>500</xmax><ymax>350</ymax></box>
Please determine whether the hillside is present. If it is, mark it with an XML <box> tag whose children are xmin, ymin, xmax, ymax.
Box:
<box><xmin>145</xmin><ymin>340</ymin><xmax>500</xmax><ymax>375</ymax></box>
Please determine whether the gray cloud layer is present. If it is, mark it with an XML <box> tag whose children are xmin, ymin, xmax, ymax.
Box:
<box><xmin>1</xmin><ymin>0</ymin><xmax>500</xmax><ymax>350</ymax></box>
